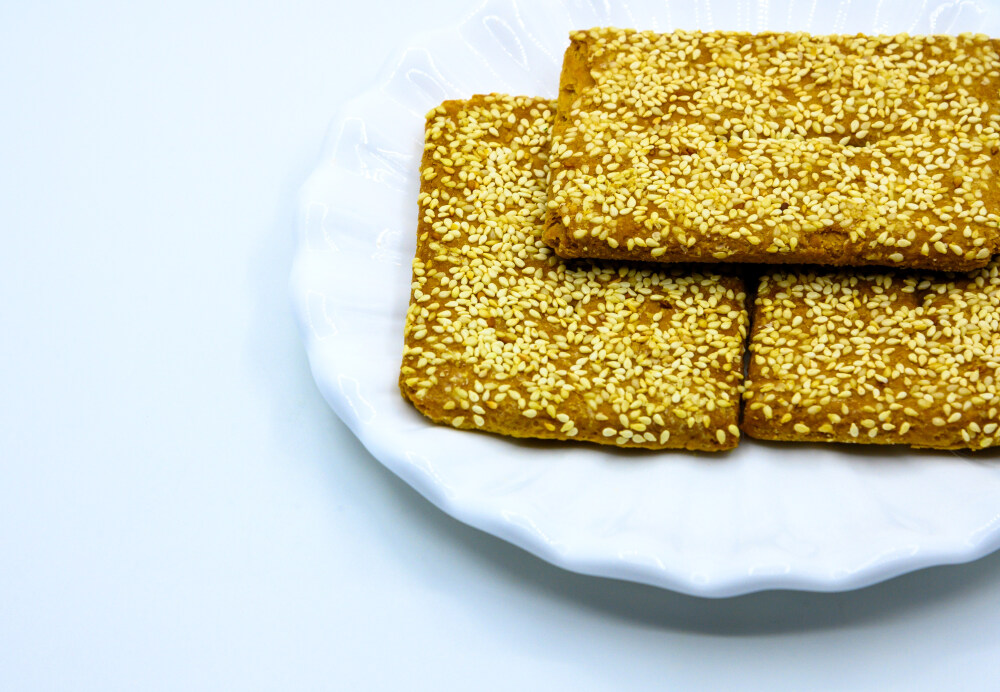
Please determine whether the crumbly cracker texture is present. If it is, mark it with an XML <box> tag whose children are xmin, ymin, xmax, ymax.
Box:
<box><xmin>545</xmin><ymin>28</ymin><xmax>1000</xmax><ymax>270</ymax></box>
<box><xmin>744</xmin><ymin>261</ymin><xmax>1000</xmax><ymax>449</ymax></box>
<box><xmin>400</xmin><ymin>94</ymin><xmax>748</xmax><ymax>451</ymax></box>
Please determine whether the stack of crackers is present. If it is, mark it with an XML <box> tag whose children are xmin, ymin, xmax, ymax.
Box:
<box><xmin>400</xmin><ymin>29</ymin><xmax>1000</xmax><ymax>452</ymax></box>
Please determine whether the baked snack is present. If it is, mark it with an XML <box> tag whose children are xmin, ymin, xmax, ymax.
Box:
<box><xmin>743</xmin><ymin>261</ymin><xmax>1000</xmax><ymax>449</ymax></box>
<box><xmin>400</xmin><ymin>94</ymin><xmax>748</xmax><ymax>451</ymax></box>
<box><xmin>545</xmin><ymin>28</ymin><xmax>1000</xmax><ymax>271</ymax></box>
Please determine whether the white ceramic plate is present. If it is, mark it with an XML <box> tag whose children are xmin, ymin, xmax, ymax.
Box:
<box><xmin>290</xmin><ymin>0</ymin><xmax>1000</xmax><ymax>597</ymax></box>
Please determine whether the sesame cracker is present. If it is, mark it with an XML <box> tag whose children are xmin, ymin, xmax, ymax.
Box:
<box><xmin>400</xmin><ymin>95</ymin><xmax>748</xmax><ymax>451</ymax></box>
<box><xmin>744</xmin><ymin>261</ymin><xmax>1000</xmax><ymax>449</ymax></box>
<box><xmin>545</xmin><ymin>29</ymin><xmax>1000</xmax><ymax>270</ymax></box>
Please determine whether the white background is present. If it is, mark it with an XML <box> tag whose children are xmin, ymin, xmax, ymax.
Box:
<box><xmin>2</xmin><ymin>1</ymin><xmax>1000</xmax><ymax>689</ymax></box>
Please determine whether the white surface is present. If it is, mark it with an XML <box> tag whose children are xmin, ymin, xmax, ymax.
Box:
<box><xmin>2</xmin><ymin>0</ymin><xmax>1000</xmax><ymax>689</ymax></box>
<box><xmin>292</xmin><ymin>0</ymin><xmax>1000</xmax><ymax>598</ymax></box>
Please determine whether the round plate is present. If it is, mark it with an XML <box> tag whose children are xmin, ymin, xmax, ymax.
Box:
<box><xmin>290</xmin><ymin>0</ymin><xmax>1000</xmax><ymax>597</ymax></box>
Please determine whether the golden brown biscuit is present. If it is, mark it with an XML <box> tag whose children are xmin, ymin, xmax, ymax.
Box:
<box><xmin>545</xmin><ymin>28</ymin><xmax>1000</xmax><ymax>271</ymax></box>
<box><xmin>400</xmin><ymin>94</ymin><xmax>748</xmax><ymax>451</ymax></box>
<box><xmin>743</xmin><ymin>261</ymin><xmax>1000</xmax><ymax>449</ymax></box>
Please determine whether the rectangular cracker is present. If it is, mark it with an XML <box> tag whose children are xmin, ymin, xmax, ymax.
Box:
<box><xmin>400</xmin><ymin>94</ymin><xmax>748</xmax><ymax>451</ymax></box>
<box><xmin>545</xmin><ymin>28</ymin><xmax>1000</xmax><ymax>271</ymax></box>
<box><xmin>743</xmin><ymin>261</ymin><xmax>1000</xmax><ymax>449</ymax></box>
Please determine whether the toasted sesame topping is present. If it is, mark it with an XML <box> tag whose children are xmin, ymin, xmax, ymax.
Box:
<box><xmin>401</xmin><ymin>95</ymin><xmax>748</xmax><ymax>451</ymax></box>
<box><xmin>744</xmin><ymin>261</ymin><xmax>1000</xmax><ymax>449</ymax></box>
<box><xmin>547</xmin><ymin>29</ymin><xmax>1000</xmax><ymax>270</ymax></box>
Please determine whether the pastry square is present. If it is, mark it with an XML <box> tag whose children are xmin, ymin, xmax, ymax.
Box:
<box><xmin>744</xmin><ymin>261</ymin><xmax>1000</xmax><ymax>449</ymax></box>
<box><xmin>545</xmin><ymin>28</ymin><xmax>1000</xmax><ymax>270</ymax></box>
<box><xmin>400</xmin><ymin>94</ymin><xmax>748</xmax><ymax>451</ymax></box>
